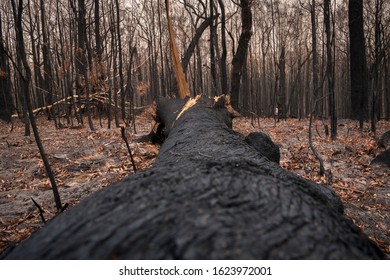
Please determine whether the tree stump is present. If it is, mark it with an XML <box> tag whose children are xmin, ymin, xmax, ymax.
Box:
<box><xmin>378</xmin><ymin>130</ymin><xmax>390</xmax><ymax>150</ymax></box>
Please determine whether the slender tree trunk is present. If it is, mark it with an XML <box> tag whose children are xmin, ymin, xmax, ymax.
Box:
<box><xmin>217</xmin><ymin>0</ymin><xmax>228</xmax><ymax>95</ymax></box>
<box><xmin>27</xmin><ymin>0</ymin><xmax>43</xmax><ymax>110</ymax></box>
<box><xmin>94</xmin><ymin>0</ymin><xmax>105</xmax><ymax>96</ymax></box>
<box><xmin>308</xmin><ymin>0</ymin><xmax>324</xmax><ymax>175</ymax></box>
<box><xmin>278</xmin><ymin>45</ymin><xmax>286</xmax><ymax>120</ymax></box>
<box><xmin>11</xmin><ymin>0</ymin><xmax>62</xmax><ymax>211</ymax></box>
<box><xmin>76</xmin><ymin>0</ymin><xmax>94</xmax><ymax>130</ymax></box>
<box><xmin>325</xmin><ymin>0</ymin><xmax>337</xmax><ymax>139</ymax></box>
<box><xmin>209</xmin><ymin>0</ymin><xmax>217</xmax><ymax>96</ymax></box>
<box><xmin>40</xmin><ymin>0</ymin><xmax>58</xmax><ymax>128</ymax></box>
<box><xmin>385</xmin><ymin>53</ymin><xmax>390</xmax><ymax>118</ymax></box>
<box><xmin>0</xmin><ymin>13</ymin><xmax>14</xmax><ymax>122</ymax></box>
<box><xmin>17</xmin><ymin>52</ymin><xmax>30</xmax><ymax>135</ymax></box>
<box><xmin>181</xmin><ymin>17</ymin><xmax>214</xmax><ymax>74</ymax></box>
<box><xmin>114</xmin><ymin>0</ymin><xmax>126</xmax><ymax>120</ymax></box>
<box><xmin>95</xmin><ymin>0</ymin><xmax>102</xmax><ymax>64</ymax></box>
<box><xmin>196</xmin><ymin>45</ymin><xmax>203</xmax><ymax>94</ymax></box>
<box><xmin>261</xmin><ymin>36</ymin><xmax>269</xmax><ymax>116</ymax></box>
<box><xmin>242</xmin><ymin>52</ymin><xmax>249</xmax><ymax>115</ymax></box>
<box><xmin>311</xmin><ymin>0</ymin><xmax>319</xmax><ymax>114</ymax></box>
<box><xmin>371</xmin><ymin>0</ymin><xmax>383</xmax><ymax>133</ymax></box>
<box><xmin>157</xmin><ymin>0</ymin><xmax>166</xmax><ymax>96</ymax></box>
<box><xmin>111</xmin><ymin>5</ymin><xmax>119</xmax><ymax>127</ymax></box>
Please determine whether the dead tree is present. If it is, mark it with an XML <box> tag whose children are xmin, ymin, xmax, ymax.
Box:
<box><xmin>231</xmin><ymin>0</ymin><xmax>253</xmax><ymax>111</ymax></box>
<box><xmin>0</xmin><ymin>12</ymin><xmax>13</xmax><ymax>122</ymax></box>
<box><xmin>11</xmin><ymin>0</ymin><xmax>62</xmax><ymax>211</ymax></box>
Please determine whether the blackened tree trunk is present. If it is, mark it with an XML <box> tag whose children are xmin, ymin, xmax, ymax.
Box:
<box><xmin>325</xmin><ymin>0</ymin><xmax>337</xmax><ymax>139</ymax></box>
<box><xmin>308</xmin><ymin>0</ymin><xmax>325</xmax><ymax>175</ymax></box>
<box><xmin>371</xmin><ymin>0</ymin><xmax>383</xmax><ymax>134</ymax></box>
<box><xmin>27</xmin><ymin>0</ymin><xmax>44</xmax><ymax>110</ymax></box>
<box><xmin>157</xmin><ymin>0</ymin><xmax>166</xmax><ymax>96</ymax></box>
<box><xmin>209</xmin><ymin>0</ymin><xmax>217</xmax><ymax>96</ymax></box>
<box><xmin>242</xmin><ymin>53</ymin><xmax>250</xmax><ymax>115</ymax></box>
<box><xmin>196</xmin><ymin>45</ymin><xmax>203</xmax><ymax>94</ymax></box>
<box><xmin>278</xmin><ymin>45</ymin><xmax>286</xmax><ymax>120</ymax></box>
<box><xmin>0</xmin><ymin>13</ymin><xmax>14</xmax><ymax>122</ymax></box>
<box><xmin>14</xmin><ymin>11</ymin><xmax>30</xmax><ymax>135</ymax></box>
<box><xmin>230</xmin><ymin>0</ymin><xmax>253</xmax><ymax>111</ymax></box>
<box><xmin>94</xmin><ymin>0</ymin><xmax>102</xmax><ymax>65</ymax></box>
<box><xmin>115</xmin><ymin>0</ymin><xmax>126</xmax><ymax>120</ymax></box>
<box><xmin>311</xmin><ymin>0</ymin><xmax>319</xmax><ymax>114</ymax></box>
<box><xmin>94</xmin><ymin>0</ymin><xmax>104</xmax><ymax>93</ymax></box>
<box><xmin>181</xmin><ymin>17</ymin><xmax>214</xmax><ymax>74</ymax></box>
<box><xmin>110</xmin><ymin>3</ymin><xmax>119</xmax><ymax>127</ymax></box>
<box><xmin>385</xmin><ymin>51</ymin><xmax>390</xmax><ymax>118</ymax></box>
<box><xmin>349</xmin><ymin>0</ymin><xmax>368</xmax><ymax>128</ymax></box>
<box><xmin>40</xmin><ymin>0</ymin><xmax>57</xmax><ymax>127</ymax></box>
<box><xmin>218</xmin><ymin>0</ymin><xmax>228</xmax><ymax>95</ymax></box>
<box><xmin>75</xmin><ymin>0</ymin><xmax>95</xmax><ymax>130</ymax></box>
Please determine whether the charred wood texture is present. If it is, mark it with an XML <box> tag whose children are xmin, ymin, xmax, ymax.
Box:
<box><xmin>371</xmin><ymin>149</ymin><xmax>390</xmax><ymax>168</ymax></box>
<box><xmin>4</xmin><ymin>96</ymin><xmax>383</xmax><ymax>259</ymax></box>
<box><xmin>230</xmin><ymin>0</ymin><xmax>253</xmax><ymax>111</ymax></box>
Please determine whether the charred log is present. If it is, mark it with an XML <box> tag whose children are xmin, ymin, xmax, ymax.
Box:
<box><xmin>3</xmin><ymin>96</ymin><xmax>384</xmax><ymax>259</ymax></box>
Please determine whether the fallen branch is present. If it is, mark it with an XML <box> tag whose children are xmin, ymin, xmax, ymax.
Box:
<box><xmin>30</xmin><ymin>197</ymin><xmax>46</xmax><ymax>224</ymax></box>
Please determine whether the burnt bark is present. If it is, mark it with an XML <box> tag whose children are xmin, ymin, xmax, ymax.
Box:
<box><xmin>40</xmin><ymin>0</ymin><xmax>56</xmax><ymax>125</ymax></box>
<box><xmin>349</xmin><ymin>0</ymin><xmax>368</xmax><ymax>127</ymax></box>
<box><xmin>325</xmin><ymin>0</ymin><xmax>337</xmax><ymax>139</ymax></box>
<box><xmin>115</xmin><ymin>0</ymin><xmax>126</xmax><ymax>120</ymax></box>
<box><xmin>0</xmin><ymin>13</ymin><xmax>14</xmax><ymax>122</ymax></box>
<box><xmin>4</xmin><ymin>96</ymin><xmax>383</xmax><ymax>260</ymax></box>
<box><xmin>230</xmin><ymin>0</ymin><xmax>253</xmax><ymax>111</ymax></box>
<box><xmin>277</xmin><ymin>45</ymin><xmax>286</xmax><ymax>120</ymax></box>
<box><xmin>217</xmin><ymin>0</ymin><xmax>228</xmax><ymax>95</ymax></box>
<box><xmin>181</xmin><ymin>17</ymin><xmax>214</xmax><ymax>74</ymax></box>
<box><xmin>75</xmin><ymin>0</ymin><xmax>95</xmax><ymax>130</ymax></box>
<box><xmin>11</xmin><ymin>0</ymin><xmax>62</xmax><ymax>211</ymax></box>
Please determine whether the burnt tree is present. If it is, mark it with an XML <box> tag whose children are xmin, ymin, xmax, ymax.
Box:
<box><xmin>3</xmin><ymin>96</ymin><xmax>383</xmax><ymax>260</ymax></box>
<box><xmin>181</xmin><ymin>17</ymin><xmax>214</xmax><ymax>74</ymax></box>
<box><xmin>11</xmin><ymin>0</ymin><xmax>62</xmax><ymax>211</ymax></box>
<box><xmin>0</xmin><ymin>13</ymin><xmax>13</xmax><ymax>122</ymax></box>
<box><xmin>349</xmin><ymin>0</ymin><xmax>368</xmax><ymax>127</ymax></box>
<box><xmin>230</xmin><ymin>0</ymin><xmax>253</xmax><ymax>111</ymax></box>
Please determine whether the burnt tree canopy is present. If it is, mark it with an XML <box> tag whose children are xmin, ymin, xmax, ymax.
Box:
<box><xmin>4</xmin><ymin>96</ymin><xmax>383</xmax><ymax>260</ymax></box>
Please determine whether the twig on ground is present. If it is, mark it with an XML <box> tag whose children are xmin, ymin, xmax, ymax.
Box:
<box><xmin>121</xmin><ymin>126</ymin><xmax>137</xmax><ymax>173</ymax></box>
<box><xmin>30</xmin><ymin>197</ymin><xmax>46</xmax><ymax>224</ymax></box>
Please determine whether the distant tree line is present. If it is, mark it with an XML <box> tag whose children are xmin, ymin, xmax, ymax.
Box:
<box><xmin>0</xmin><ymin>0</ymin><xmax>389</xmax><ymax>131</ymax></box>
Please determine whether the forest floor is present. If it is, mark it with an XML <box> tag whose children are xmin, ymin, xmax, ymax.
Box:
<box><xmin>0</xmin><ymin>109</ymin><xmax>389</xmax><ymax>258</ymax></box>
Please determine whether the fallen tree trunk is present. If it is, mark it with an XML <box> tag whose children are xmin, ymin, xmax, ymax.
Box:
<box><xmin>4</xmin><ymin>96</ymin><xmax>383</xmax><ymax>259</ymax></box>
